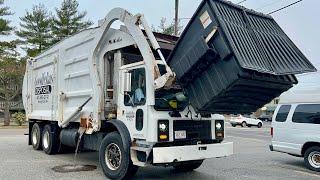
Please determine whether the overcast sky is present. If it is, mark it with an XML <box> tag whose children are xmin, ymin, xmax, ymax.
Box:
<box><xmin>3</xmin><ymin>0</ymin><xmax>320</xmax><ymax>68</ymax></box>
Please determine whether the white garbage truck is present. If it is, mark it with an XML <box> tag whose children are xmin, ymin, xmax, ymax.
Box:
<box><xmin>23</xmin><ymin>7</ymin><xmax>232</xmax><ymax>180</ymax></box>
<box><xmin>22</xmin><ymin>0</ymin><xmax>316</xmax><ymax>179</ymax></box>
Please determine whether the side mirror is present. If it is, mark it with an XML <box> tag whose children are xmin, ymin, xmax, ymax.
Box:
<box><xmin>124</xmin><ymin>71</ymin><xmax>132</xmax><ymax>92</ymax></box>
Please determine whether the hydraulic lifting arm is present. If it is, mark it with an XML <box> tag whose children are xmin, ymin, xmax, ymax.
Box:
<box><xmin>94</xmin><ymin>8</ymin><xmax>175</xmax><ymax>90</ymax></box>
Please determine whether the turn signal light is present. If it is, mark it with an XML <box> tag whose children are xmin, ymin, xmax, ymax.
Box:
<box><xmin>216</xmin><ymin>132</ymin><xmax>223</xmax><ymax>137</ymax></box>
<box><xmin>159</xmin><ymin>135</ymin><xmax>168</xmax><ymax>140</ymax></box>
<box><xmin>215</xmin><ymin>120</ymin><xmax>224</xmax><ymax>140</ymax></box>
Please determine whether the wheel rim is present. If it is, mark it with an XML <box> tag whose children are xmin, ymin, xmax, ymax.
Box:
<box><xmin>32</xmin><ymin>128</ymin><xmax>38</xmax><ymax>145</ymax></box>
<box><xmin>105</xmin><ymin>143</ymin><xmax>122</xmax><ymax>171</ymax></box>
<box><xmin>43</xmin><ymin>131</ymin><xmax>50</xmax><ymax>149</ymax></box>
<box><xmin>308</xmin><ymin>151</ymin><xmax>320</xmax><ymax>168</ymax></box>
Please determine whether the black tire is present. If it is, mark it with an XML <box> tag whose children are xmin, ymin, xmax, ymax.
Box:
<box><xmin>42</xmin><ymin>124</ymin><xmax>60</xmax><ymax>155</ymax></box>
<box><xmin>231</xmin><ymin>124</ymin><xmax>236</xmax><ymax>127</ymax></box>
<box><xmin>31</xmin><ymin>123</ymin><xmax>42</xmax><ymax>150</ymax></box>
<box><xmin>174</xmin><ymin>160</ymin><xmax>204</xmax><ymax>172</ymax></box>
<box><xmin>241</xmin><ymin>121</ymin><xmax>247</xmax><ymax>127</ymax></box>
<box><xmin>304</xmin><ymin>146</ymin><xmax>320</xmax><ymax>172</ymax></box>
<box><xmin>99</xmin><ymin>132</ymin><xmax>138</xmax><ymax>180</ymax></box>
<box><xmin>257</xmin><ymin>123</ymin><xmax>262</xmax><ymax>128</ymax></box>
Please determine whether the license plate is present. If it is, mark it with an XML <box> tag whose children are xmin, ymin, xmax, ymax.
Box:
<box><xmin>175</xmin><ymin>130</ymin><xmax>186</xmax><ymax>139</ymax></box>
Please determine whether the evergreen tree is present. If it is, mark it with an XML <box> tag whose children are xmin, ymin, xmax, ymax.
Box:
<box><xmin>52</xmin><ymin>0</ymin><xmax>92</xmax><ymax>42</ymax></box>
<box><xmin>0</xmin><ymin>0</ymin><xmax>15</xmax><ymax>58</ymax></box>
<box><xmin>0</xmin><ymin>0</ymin><xmax>13</xmax><ymax>35</ymax></box>
<box><xmin>0</xmin><ymin>57</ymin><xmax>25</xmax><ymax>126</ymax></box>
<box><xmin>16</xmin><ymin>4</ymin><xmax>52</xmax><ymax>57</ymax></box>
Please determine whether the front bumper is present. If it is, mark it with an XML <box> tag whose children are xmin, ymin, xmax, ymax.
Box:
<box><xmin>152</xmin><ymin>142</ymin><xmax>233</xmax><ymax>164</ymax></box>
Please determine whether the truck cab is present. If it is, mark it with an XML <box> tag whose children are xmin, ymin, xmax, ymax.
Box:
<box><xmin>101</xmin><ymin>40</ymin><xmax>233</xmax><ymax>169</ymax></box>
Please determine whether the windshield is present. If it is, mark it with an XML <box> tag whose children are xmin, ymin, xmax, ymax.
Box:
<box><xmin>154</xmin><ymin>87</ymin><xmax>189</xmax><ymax>111</ymax></box>
<box><xmin>154</xmin><ymin>63</ymin><xmax>189</xmax><ymax>111</ymax></box>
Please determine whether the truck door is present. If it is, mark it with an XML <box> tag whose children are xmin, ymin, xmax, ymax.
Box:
<box><xmin>118</xmin><ymin>67</ymin><xmax>147</xmax><ymax>139</ymax></box>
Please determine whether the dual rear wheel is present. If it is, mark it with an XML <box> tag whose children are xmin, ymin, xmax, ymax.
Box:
<box><xmin>31</xmin><ymin>123</ymin><xmax>42</xmax><ymax>150</ymax></box>
<box><xmin>30</xmin><ymin>123</ymin><xmax>60</xmax><ymax>155</ymax></box>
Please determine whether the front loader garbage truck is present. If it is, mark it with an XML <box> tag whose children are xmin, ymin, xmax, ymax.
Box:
<box><xmin>22</xmin><ymin>7</ymin><xmax>232</xmax><ymax>179</ymax></box>
<box><xmin>22</xmin><ymin>0</ymin><xmax>316</xmax><ymax>179</ymax></box>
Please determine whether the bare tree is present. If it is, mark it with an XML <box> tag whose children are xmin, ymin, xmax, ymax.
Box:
<box><xmin>0</xmin><ymin>58</ymin><xmax>25</xmax><ymax>126</ymax></box>
<box><xmin>153</xmin><ymin>17</ymin><xmax>183</xmax><ymax>36</ymax></box>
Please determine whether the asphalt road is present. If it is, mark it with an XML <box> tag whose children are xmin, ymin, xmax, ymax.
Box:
<box><xmin>0</xmin><ymin>123</ymin><xmax>320</xmax><ymax>180</ymax></box>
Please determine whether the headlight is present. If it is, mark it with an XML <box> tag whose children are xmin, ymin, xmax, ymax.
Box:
<box><xmin>159</xmin><ymin>123</ymin><xmax>167</xmax><ymax>132</ymax></box>
<box><xmin>216</xmin><ymin>122</ymin><xmax>222</xmax><ymax>130</ymax></box>
<box><xmin>215</xmin><ymin>120</ymin><xmax>224</xmax><ymax>140</ymax></box>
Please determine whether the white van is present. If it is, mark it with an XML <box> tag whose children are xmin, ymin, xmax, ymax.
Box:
<box><xmin>270</xmin><ymin>72</ymin><xmax>320</xmax><ymax>172</ymax></box>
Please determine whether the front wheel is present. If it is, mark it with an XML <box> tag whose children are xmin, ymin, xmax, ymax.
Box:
<box><xmin>99</xmin><ymin>132</ymin><xmax>138</xmax><ymax>179</ymax></box>
<box><xmin>257</xmin><ymin>123</ymin><xmax>262</xmax><ymax>128</ymax></box>
<box><xmin>241</xmin><ymin>121</ymin><xmax>247</xmax><ymax>127</ymax></box>
<box><xmin>304</xmin><ymin>146</ymin><xmax>320</xmax><ymax>172</ymax></box>
<box><xmin>173</xmin><ymin>160</ymin><xmax>204</xmax><ymax>172</ymax></box>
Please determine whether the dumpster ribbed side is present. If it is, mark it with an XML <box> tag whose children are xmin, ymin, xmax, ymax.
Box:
<box><xmin>210</xmin><ymin>0</ymin><xmax>316</xmax><ymax>75</ymax></box>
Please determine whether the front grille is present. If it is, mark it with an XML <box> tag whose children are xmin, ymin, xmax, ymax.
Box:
<box><xmin>173</xmin><ymin>120</ymin><xmax>211</xmax><ymax>141</ymax></box>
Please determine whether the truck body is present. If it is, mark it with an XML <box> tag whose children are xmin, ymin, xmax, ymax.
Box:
<box><xmin>22</xmin><ymin>0</ymin><xmax>316</xmax><ymax>179</ymax></box>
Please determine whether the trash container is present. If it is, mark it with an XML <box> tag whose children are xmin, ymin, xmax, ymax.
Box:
<box><xmin>167</xmin><ymin>0</ymin><xmax>316</xmax><ymax>113</ymax></box>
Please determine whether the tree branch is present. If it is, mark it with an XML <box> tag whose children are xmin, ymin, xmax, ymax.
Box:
<box><xmin>0</xmin><ymin>95</ymin><xmax>6</xmax><ymax>100</ymax></box>
<box><xmin>9</xmin><ymin>87</ymin><xmax>22</xmax><ymax>101</ymax></box>
<box><xmin>9</xmin><ymin>100</ymin><xmax>22</xmax><ymax>108</ymax></box>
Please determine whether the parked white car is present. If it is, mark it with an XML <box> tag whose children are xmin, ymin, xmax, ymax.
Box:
<box><xmin>230</xmin><ymin>115</ymin><xmax>263</xmax><ymax>128</ymax></box>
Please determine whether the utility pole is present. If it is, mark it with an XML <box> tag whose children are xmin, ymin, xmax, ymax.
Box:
<box><xmin>174</xmin><ymin>0</ymin><xmax>179</xmax><ymax>36</ymax></box>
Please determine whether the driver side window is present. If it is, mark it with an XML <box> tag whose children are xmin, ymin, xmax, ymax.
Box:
<box><xmin>124</xmin><ymin>68</ymin><xmax>146</xmax><ymax>106</ymax></box>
